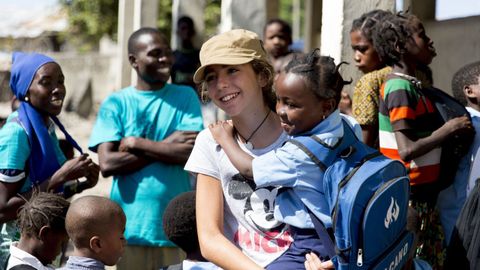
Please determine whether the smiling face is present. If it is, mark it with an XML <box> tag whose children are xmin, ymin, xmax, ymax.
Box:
<box><xmin>350</xmin><ymin>30</ymin><xmax>383</xmax><ymax>74</ymax></box>
<box><xmin>275</xmin><ymin>72</ymin><xmax>332</xmax><ymax>135</ymax></box>
<box><xmin>130</xmin><ymin>32</ymin><xmax>173</xmax><ymax>89</ymax></box>
<box><xmin>26</xmin><ymin>62</ymin><xmax>66</xmax><ymax>117</ymax></box>
<box><xmin>204</xmin><ymin>63</ymin><xmax>266</xmax><ymax>117</ymax></box>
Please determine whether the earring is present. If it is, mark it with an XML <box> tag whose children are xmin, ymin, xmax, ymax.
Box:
<box><xmin>322</xmin><ymin>114</ymin><xmax>326</xmax><ymax>120</ymax></box>
<box><xmin>24</xmin><ymin>97</ymin><xmax>29</xmax><ymax>102</ymax></box>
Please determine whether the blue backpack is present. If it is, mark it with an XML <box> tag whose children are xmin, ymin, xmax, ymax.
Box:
<box><xmin>289</xmin><ymin>120</ymin><xmax>414</xmax><ymax>270</ymax></box>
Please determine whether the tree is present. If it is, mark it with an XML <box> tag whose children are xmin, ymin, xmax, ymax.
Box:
<box><xmin>60</xmin><ymin>0</ymin><xmax>119</xmax><ymax>52</ymax></box>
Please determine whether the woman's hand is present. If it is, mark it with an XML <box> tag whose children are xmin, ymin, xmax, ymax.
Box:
<box><xmin>84</xmin><ymin>161</ymin><xmax>100</xmax><ymax>188</ymax></box>
<box><xmin>304</xmin><ymin>253</ymin><xmax>335</xmax><ymax>270</ymax></box>
<box><xmin>49</xmin><ymin>154</ymin><xmax>97</xmax><ymax>191</ymax></box>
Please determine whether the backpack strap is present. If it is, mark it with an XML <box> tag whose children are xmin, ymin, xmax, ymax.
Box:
<box><xmin>287</xmin><ymin>120</ymin><xmax>360</xmax><ymax>171</ymax></box>
<box><xmin>307</xmin><ymin>209</ymin><xmax>337</xmax><ymax>259</ymax></box>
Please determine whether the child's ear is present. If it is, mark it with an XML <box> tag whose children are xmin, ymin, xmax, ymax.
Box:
<box><xmin>394</xmin><ymin>40</ymin><xmax>406</xmax><ymax>55</ymax></box>
<box><xmin>38</xmin><ymin>226</ymin><xmax>51</xmax><ymax>241</ymax></box>
<box><xmin>90</xmin><ymin>236</ymin><xmax>102</xmax><ymax>253</ymax></box>
<box><xmin>322</xmin><ymin>98</ymin><xmax>336</xmax><ymax>115</ymax></box>
<box><xmin>464</xmin><ymin>85</ymin><xmax>476</xmax><ymax>98</ymax></box>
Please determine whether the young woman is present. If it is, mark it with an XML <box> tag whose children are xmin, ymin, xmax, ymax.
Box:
<box><xmin>184</xmin><ymin>29</ymin><xmax>293</xmax><ymax>270</ymax></box>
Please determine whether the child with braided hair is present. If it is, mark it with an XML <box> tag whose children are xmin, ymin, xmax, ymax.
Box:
<box><xmin>350</xmin><ymin>9</ymin><xmax>392</xmax><ymax>147</ymax></box>
<box><xmin>209</xmin><ymin>49</ymin><xmax>361</xmax><ymax>270</ymax></box>
<box><xmin>5</xmin><ymin>192</ymin><xmax>69</xmax><ymax>270</ymax></box>
<box><xmin>372</xmin><ymin>12</ymin><xmax>473</xmax><ymax>269</ymax></box>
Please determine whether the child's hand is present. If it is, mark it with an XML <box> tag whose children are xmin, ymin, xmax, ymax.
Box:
<box><xmin>442</xmin><ymin>115</ymin><xmax>473</xmax><ymax>136</ymax></box>
<box><xmin>209</xmin><ymin>120</ymin><xmax>235</xmax><ymax>145</ymax></box>
<box><xmin>304</xmin><ymin>252</ymin><xmax>335</xmax><ymax>270</ymax></box>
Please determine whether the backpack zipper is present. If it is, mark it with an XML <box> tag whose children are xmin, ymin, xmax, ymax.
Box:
<box><xmin>357</xmin><ymin>248</ymin><xmax>363</xmax><ymax>266</ymax></box>
<box><xmin>356</xmin><ymin>176</ymin><xmax>404</xmax><ymax>267</ymax></box>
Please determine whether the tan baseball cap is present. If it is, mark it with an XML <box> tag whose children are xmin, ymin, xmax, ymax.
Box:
<box><xmin>193</xmin><ymin>29</ymin><xmax>268</xmax><ymax>83</ymax></box>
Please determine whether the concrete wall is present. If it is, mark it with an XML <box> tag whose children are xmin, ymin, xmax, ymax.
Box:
<box><xmin>52</xmin><ymin>52</ymin><xmax>118</xmax><ymax>117</ymax></box>
<box><xmin>339</xmin><ymin>0</ymin><xmax>395</xmax><ymax>94</ymax></box>
<box><xmin>426</xmin><ymin>15</ymin><xmax>480</xmax><ymax>94</ymax></box>
<box><xmin>319</xmin><ymin>0</ymin><xmax>395</xmax><ymax>94</ymax></box>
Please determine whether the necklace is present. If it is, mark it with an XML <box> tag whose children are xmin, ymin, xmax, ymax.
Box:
<box><xmin>237</xmin><ymin>110</ymin><xmax>271</xmax><ymax>151</ymax></box>
<box><xmin>392</xmin><ymin>72</ymin><xmax>422</xmax><ymax>89</ymax></box>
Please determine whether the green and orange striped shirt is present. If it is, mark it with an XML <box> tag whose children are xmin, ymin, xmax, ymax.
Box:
<box><xmin>379</xmin><ymin>78</ymin><xmax>442</xmax><ymax>185</ymax></box>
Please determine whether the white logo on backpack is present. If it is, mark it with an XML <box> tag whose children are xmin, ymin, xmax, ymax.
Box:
<box><xmin>384</xmin><ymin>197</ymin><xmax>400</xmax><ymax>229</ymax></box>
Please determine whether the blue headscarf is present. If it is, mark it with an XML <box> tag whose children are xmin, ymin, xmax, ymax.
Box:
<box><xmin>9</xmin><ymin>52</ymin><xmax>83</xmax><ymax>186</ymax></box>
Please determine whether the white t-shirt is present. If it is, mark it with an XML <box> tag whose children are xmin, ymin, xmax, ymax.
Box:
<box><xmin>183</xmin><ymin>260</ymin><xmax>222</xmax><ymax>270</ymax></box>
<box><xmin>185</xmin><ymin>129</ymin><xmax>293</xmax><ymax>267</ymax></box>
<box><xmin>7</xmin><ymin>242</ymin><xmax>54</xmax><ymax>270</ymax></box>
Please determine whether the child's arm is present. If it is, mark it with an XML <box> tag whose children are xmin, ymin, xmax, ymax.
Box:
<box><xmin>395</xmin><ymin>115</ymin><xmax>473</xmax><ymax>161</ymax></box>
<box><xmin>209</xmin><ymin>121</ymin><xmax>254</xmax><ymax>178</ymax></box>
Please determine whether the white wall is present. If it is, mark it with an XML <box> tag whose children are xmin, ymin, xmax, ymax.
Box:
<box><xmin>426</xmin><ymin>15</ymin><xmax>480</xmax><ymax>94</ymax></box>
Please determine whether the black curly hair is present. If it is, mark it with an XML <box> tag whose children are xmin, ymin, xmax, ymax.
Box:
<box><xmin>17</xmin><ymin>192</ymin><xmax>70</xmax><ymax>238</ymax></box>
<box><xmin>128</xmin><ymin>27</ymin><xmax>169</xmax><ymax>55</ymax></box>
<box><xmin>163</xmin><ymin>191</ymin><xmax>199</xmax><ymax>254</ymax></box>
<box><xmin>284</xmin><ymin>49</ymin><xmax>351</xmax><ymax>105</ymax></box>
<box><xmin>264</xmin><ymin>18</ymin><xmax>292</xmax><ymax>42</ymax></box>
<box><xmin>372</xmin><ymin>13</ymin><xmax>421</xmax><ymax>67</ymax></box>
<box><xmin>351</xmin><ymin>9</ymin><xmax>392</xmax><ymax>43</ymax></box>
<box><xmin>452</xmin><ymin>61</ymin><xmax>480</xmax><ymax>106</ymax></box>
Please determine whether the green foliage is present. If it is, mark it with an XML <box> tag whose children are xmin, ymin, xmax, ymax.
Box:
<box><xmin>279</xmin><ymin>0</ymin><xmax>304</xmax><ymax>38</ymax></box>
<box><xmin>157</xmin><ymin>0</ymin><xmax>173</xmax><ymax>41</ymax></box>
<box><xmin>60</xmin><ymin>0</ymin><xmax>119</xmax><ymax>52</ymax></box>
<box><xmin>204</xmin><ymin>0</ymin><xmax>221</xmax><ymax>38</ymax></box>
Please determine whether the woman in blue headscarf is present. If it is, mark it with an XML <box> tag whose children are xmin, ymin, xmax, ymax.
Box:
<box><xmin>0</xmin><ymin>52</ymin><xmax>99</xmax><ymax>263</ymax></box>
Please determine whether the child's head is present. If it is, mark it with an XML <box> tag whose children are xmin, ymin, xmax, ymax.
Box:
<box><xmin>275</xmin><ymin>49</ymin><xmax>350</xmax><ymax>135</ymax></box>
<box><xmin>163</xmin><ymin>191</ymin><xmax>202</xmax><ymax>259</ymax></box>
<box><xmin>128</xmin><ymin>27</ymin><xmax>173</xmax><ymax>87</ymax></box>
<box><xmin>17</xmin><ymin>192</ymin><xmax>70</xmax><ymax>265</ymax></box>
<box><xmin>452</xmin><ymin>61</ymin><xmax>480</xmax><ymax>107</ymax></box>
<box><xmin>372</xmin><ymin>13</ymin><xmax>436</xmax><ymax>68</ymax></box>
<box><xmin>66</xmin><ymin>196</ymin><xmax>126</xmax><ymax>266</ymax></box>
<box><xmin>10</xmin><ymin>52</ymin><xmax>66</xmax><ymax>116</ymax></box>
<box><xmin>193</xmin><ymin>29</ymin><xmax>276</xmax><ymax>114</ymax></box>
<box><xmin>263</xmin><ymin>19</ymin><xmax>293</xmax><ymax>59</ymax></box>
<box><xmin>177</xmin><ymin>16</ymin><xmax>196</xmax><ymax>42</ymax></box>
<box><xmin>350</xmin><ymin>9</ymin><xmax>391</xmax><ymax>74</ymax></box>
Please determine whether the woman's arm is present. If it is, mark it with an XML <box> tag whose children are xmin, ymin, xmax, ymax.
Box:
<box><xmin>0</xmin><ymin>181</ymin><xmax>31</xmax><ymax>223</ymax></box>
<box><xmin>196</xmin><ymin>174</ymin><xmax>263</xmax><ymax>270</ymax></box>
